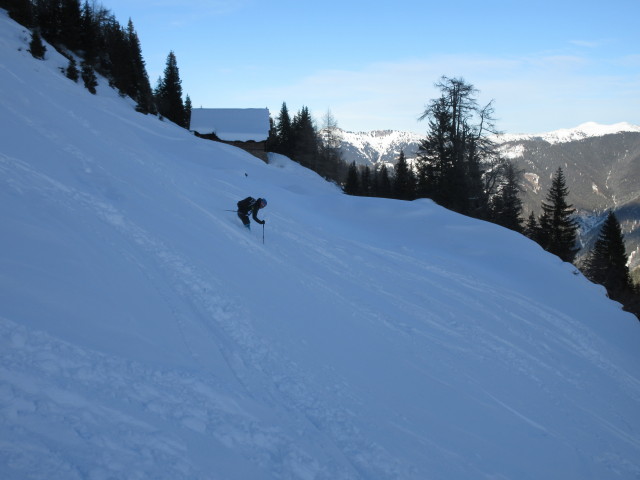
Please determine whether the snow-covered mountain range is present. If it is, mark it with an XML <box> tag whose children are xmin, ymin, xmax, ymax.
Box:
<box><xmin>335</xmin><ymin>122</ymin><xmax>640</xmax><ymax>167</ymax></box>
<box><xmin>2</xmin><ymin>10</ymin><xmax>640</xmax><ymax>479</ymax></box>
<box><xmin>496</xmin><ymin>122</ymin><xmax>640</xmax><ymax>146</ymax></box>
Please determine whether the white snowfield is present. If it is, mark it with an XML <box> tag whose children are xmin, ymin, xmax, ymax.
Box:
<box><xmin>1</xmin><ymin>10</ymin><xmax>640</xmax><ymax>480</ymax></box>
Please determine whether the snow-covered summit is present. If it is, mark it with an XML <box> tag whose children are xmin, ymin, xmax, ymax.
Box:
<box><xmin>496</xmin><ymin>121</ymin><xmax>640</xmax><ymax>144</ymax></box>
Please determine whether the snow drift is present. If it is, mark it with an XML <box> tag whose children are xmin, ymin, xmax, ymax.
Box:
<box><xmin>1</xmin><ymin>11</ymin><xmax>640</xmax><ymax>480</ymax></box>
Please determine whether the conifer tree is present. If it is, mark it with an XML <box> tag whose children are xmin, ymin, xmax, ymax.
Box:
<box><xmin>125</xmin><ymin>19</ymin><xmax>155</xmax><ymax>114</ymax></box>
<box><xmin>81</xmin><ymin>58</ymin><xmax>98</xmax><ymax>93</ymax></box>
<box><xmin>376</xmin><ymin>164</ymin><xmax>392</xmax><ymax>198</ymax></box>
<box><xmin>5</xmin><ymin>0</ymin><xmax>34</xmax><ymax>27</ymax></box>
<box><xmin>416</xmin><ymin>77</ymin><xmax>498</xmax><ymax>217</ymax></box>
<box><xmin>583</xmin><ymin>211</ymin><xmax>633</xmax><ymax>298</ymax></box>
<box><xmin>59</xmin><ymin>0</ymin><xmax>82</xmax><ymax>51</ymax></box>
<box><xmin>274</xmin><ymin>102</ymin><xmax>293</xmax><ymax>157</ymax></box>
<box><xmin>291</xmin><ymin>106</ymin><xmax>318</xmax><ymax>170</ymax></box>
<box><xmin>523</xmin><ymin>211</ymin><xmax>542</xmax><ymax>243</ymax></box>
<box><xmin>184</xmin><ymin>94</ymin><xmax>192</xmax><ymax>129</ymax></box>
<box><xmin>490</xmin><ymin>161</ymin><xmax>523</xmax><ymax>232</ymax></box>
<box><xmin>79</xmin><ymin>0</ymin><xmax>99</xmax><ymax>63</ymax></box>
<box><xmin>393</xmin><ymin>150</ymin><xmax>415</xmax><ymax>200</ymax></box>
<box><xmin>28</xmin><ymin>29</ymin><xmax>46</xmax><ymax>59</ymax></box>
<box><xmin>344</xmin><ymin>162</ymin><xmax>359</xmax><ymax>195</ymax></box>
<box><xmin>538</xmin><ymin>167</ymin><xmax>579</xmax><ymax>262</ymax></box>
<box><xmin>155</xmin><ymin>51</ymin><xmax>186</xmax><ymax>127</ymax></box>
<box><xmin>318</xmin><ymin>109</ymin><xmax>344</xmax><ymax>182</ymax></box>
<box><xmin>361</xmin><ymin>166</ymin><xmax>372</xmax><ymax>196</ymax></box>
<box><xmin>34</xmin><ymin>0</ymin><xmax>61</xmax><ymax>45</ymax></box>
<box><xmin>65</xmin><ymin>56</ymin><xmax>79</xmax><ymax>81</ymax></box>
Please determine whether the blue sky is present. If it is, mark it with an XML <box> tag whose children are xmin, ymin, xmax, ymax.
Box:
<box><xmin>104</xmin><ymin>0</ymin><xmax>640</xmax><ymax>134</ymax></box>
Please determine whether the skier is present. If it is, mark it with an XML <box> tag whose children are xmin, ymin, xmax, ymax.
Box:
<box><xmin>236</xmin><ymin>197</ymin><xmax>267</xmax><ymax>229</ymax></box>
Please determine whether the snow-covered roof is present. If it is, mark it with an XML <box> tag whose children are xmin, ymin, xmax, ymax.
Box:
<box><xmin>190</xmin><ymin>108</ymin><xmax>270</xmax><ymax>142</ymax></box>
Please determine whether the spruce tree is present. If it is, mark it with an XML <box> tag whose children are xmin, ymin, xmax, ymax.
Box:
<box><xmin>393</xmin><ymin>150</ymin><xmax>415</xmax><ymax>200</ymax></box>
<box><xmin>59</xmin><ymin>0</ymin><xmax>82</xmax><ymax>51</ymax></box>
<box><xmin>5</xmin><ymin>0</ymin><xmax>34</xmax><ymax>27</ymax></box>
<box><xmin>28</xmin><ymin>30</ymin><xmax>46</xmax><ymax>59</ymax></box>
<box><xmin>81</xmin><ymin>59</ymin><xmax>98</xmax><ymax>93</ymax></box>
<box><xmin>416</xmin><ymin>77</ymin><xmax>498</xmax><ymax>217</ymax></box>
<box><xmin>155</xmin><ymin>51</ymin><xmax>186</xmax><ymax>127</ymax></box>
<box><xmin>344</xmin><ymin>162</ymin><xmax>359</xmax><ymax>195</ymax></box>
<box><xmin>291</xmin><ymin>106</ymin><xmax>318</xmax><ymax>170</ymax></box>
<box><xmin>361</xmin><ymin>166</ymin><xmax>372</xmax><ymax>196</ymax></box>
<box><xmin>376</xmin><ymin>164</ymin><xmax>392</xmax><ymax>198</ymax></box>
<box><xmin>490</xmin><ymin>161</ymin><xmax>523</xmax><ymax>232</ymax></box>
<box><xmin>184</xmin><ymin>94</ymin><xmax>192</xmax><ymax>129</ymax></box>
<box><xmin>539</xmin><ymin>167</ymin><xmax>579</xmax><ymax>262</ymax></box>
<box><xmin>523</xmin><ymin>211</ymin><xmax>541</xmax><ymax>243</ymax></box>
<box><xmin>275</xmin><ymin>102</ymin><xmax>293</xmax><ymax>157</ymax></box>
<box><xmin>65</xmin><ymin>56</ymin><xmax>79</xmax><ymax>81</ymax></box>
<box><xmin>126</xmin><ymin>19</ymin><xmax>155</xmax><ymax>114</ymax></box>
<box><xmin>583</xmin><ymin>211</ymin><xmax>633</xmax><ymax>298</ymax></box>
<box><xmin>318</xmin><ymin>109</ymin><xmax>344</xmax><ymax>182</ymax></box>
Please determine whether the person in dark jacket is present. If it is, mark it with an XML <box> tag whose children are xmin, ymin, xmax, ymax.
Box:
<box><xmin>237</xmin><ymin>197</ymin><xmax>267</xmax><ymax>229</ymax></box>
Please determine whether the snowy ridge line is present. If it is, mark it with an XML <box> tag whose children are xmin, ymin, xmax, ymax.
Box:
<box><xmin>494</xmin><ymin>121</ymin><xmax>640</xmax><ymax>145</ymax></box>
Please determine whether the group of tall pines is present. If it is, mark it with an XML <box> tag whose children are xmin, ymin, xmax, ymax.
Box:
<box><xmin>269</xmin><ymin>103</ymin><xmax>349</xmax><ymax>183</ymax></box>
<box><xmin>2</xmin><ymin>0</ymin><xmax>190</xmax><ymax>127</ymax></box>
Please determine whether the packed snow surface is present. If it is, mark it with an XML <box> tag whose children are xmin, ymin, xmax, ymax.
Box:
<box><xmin>1</xmin><ymin>11</ymin><xmax>640</xmax><ymax>480</ymax></box>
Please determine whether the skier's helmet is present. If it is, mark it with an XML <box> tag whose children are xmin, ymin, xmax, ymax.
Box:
<box><xmin>259</xmin><ymin>198</ymin><xmax>267</xmax><ymax>208</ymax></box>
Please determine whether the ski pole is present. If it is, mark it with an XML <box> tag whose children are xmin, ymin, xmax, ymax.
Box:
<box><xmin>262</xmin><ymin>223</ymin><xmax>265</xmax><ymax>244</ymax></box>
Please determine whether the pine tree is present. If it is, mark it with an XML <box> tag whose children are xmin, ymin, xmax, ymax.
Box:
<box><xmin>28</xmin><ymin>29</ymin><xmax>46</xmax><ymax>59</ymax></box>
<box><xmin>126</xmin><ymin>19</ymin><xmax>155</xmax><ymax>114</ymax></box>
<box><xmin>376</xmin><ymin>164</ymin><xmax>392</xmax><ymax>198</ymax></box>
<box><xmin>538</xmin><ymin>167</ymin><xmax>579</xmax><ymax>262</ymax></box>
<box><xmin>65</xmin><ymin>56</ymin><xmax>79</xmax><ymax>81</ymax></box>
<box><xmin>34</xmin><ymin>0</ymin><xmax>62</xmax><ymax>45</ymax></box>
<box><xmin>344</xmin><ymin>162</ymin><xmax>359</xmax><ymax>195</ymax></box>
<box><xmin>317</xmin><ymin>109</ymin><xmax>345</xmax><ymax>182</ymax></box>
<box><xmin>184</xmin><ymin>94</ymin><xmax>192</xmax><ymax>129</ymax></box>
<box><xmin>523</xmin><ymin>211</ymin><xmax>542</xmax><ymax>243</ymax></box>
<box><xmin>416</xmin><ymin>77</ymin><xmax>497</xmax><ymax>217</ymax></box>
<box><xmin>583</xmin><ymin>211</ymin><xmax>633</xmax><ymax>298</ymax></box>
<box><xmin>81</xmin><ymin>59</ymin><xmax>98</xmax><ymax>93</ymax></box>
<box><xmin>59</xmin><ymin>0</ymin><xmax>82</xmax><ymax>51</ymax></box>
<box><xmin>5</xmin><ymin>0</ymin><xmax>34</xmax><ymax>27</ymax></box>
<box><xmin>361</xmin><ymin>166</ymin><xmax>372</xmax><ymax>196</ymax></box>
<box><xmin>155</xmin><ymin>51</ymin><xmax>186</xmax><ymax>127</ymax></box>
<box><xmin>274</xmin><ymin>102</ymin><xmax>293</xmax><ymax>157</ymax></box>
<box><xmin>291</xmin><ymin>106</ymin><xmax>318</xmax><ymax>170</ymax></box>
<box><xmin>490</xmin><ymin>161</ymin><xmax>523</xmax><ymax>232</ymax></box>
<box><xmin>393</xmin><ymin>150</ymin><xmax>415</xmax><ymax>200</ymax></box>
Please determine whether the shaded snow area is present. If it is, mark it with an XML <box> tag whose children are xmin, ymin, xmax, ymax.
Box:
<box><xmin>1</xmin><ymin>11</ymin><xmax>640</xmax><ymax>480</ymax></box>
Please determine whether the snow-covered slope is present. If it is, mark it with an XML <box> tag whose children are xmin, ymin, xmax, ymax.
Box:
<box><xmin>2</xmin><ymin>11</ymin><xmax>640</xmax><ymax>480</ymax></box>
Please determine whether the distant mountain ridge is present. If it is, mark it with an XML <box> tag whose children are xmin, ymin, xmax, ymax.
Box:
<box><xmin>334</xmin><ymin>123</ymin><xmax>640</xmax><ymax>274</ymax></box>
<box><xmin>335</xmin><ymin>129</ymin><xmax>422</xmax><ymax>166</ymax></box>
